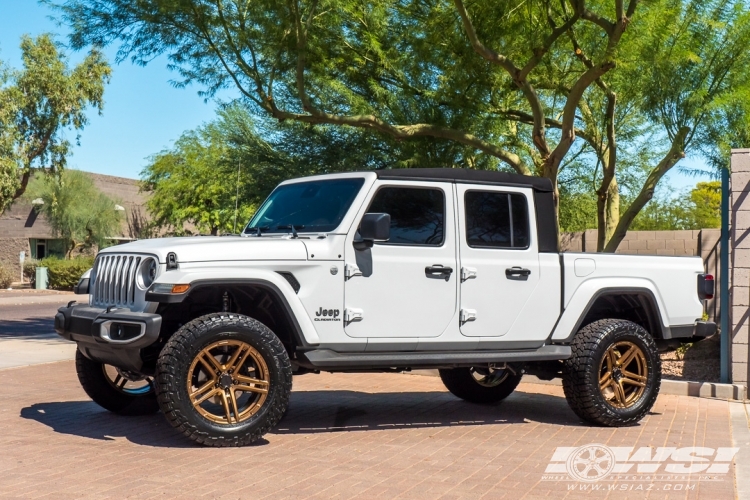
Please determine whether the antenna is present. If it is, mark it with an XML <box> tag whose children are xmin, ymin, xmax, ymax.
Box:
<box><xmin>233</xmin><ymin>159</ymin><xmax>241</xmax><ymax>234</ymax></box>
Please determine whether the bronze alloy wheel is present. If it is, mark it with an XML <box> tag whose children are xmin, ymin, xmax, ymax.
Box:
<box><xmin>187</xmin><ymin>339</ymin><xmax>271</xmax><ymax>425</ymax></box>
<box><xmin>470</xmin><ymin>366</ymin><xmax>512</xmax><ymax>387</ymax></box>
<box><xmin>598</xmin><ymin>340</ymin><xmax>648</xmax><ymax>409</ymax></box>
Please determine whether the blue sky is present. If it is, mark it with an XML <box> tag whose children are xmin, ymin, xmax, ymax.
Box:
<box><xmin>0</xmin><ymin>0</ymin><xmax>712</xmax><ymax>192</ymax></box>
<box><xmin>0</xmin><ymin>0</ymin><xmax>237</xmax><ymax>180</ymax></box>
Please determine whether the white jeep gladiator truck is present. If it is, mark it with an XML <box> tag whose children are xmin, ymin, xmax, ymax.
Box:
<box><xmin>55</xmin><ymin>168</ymin><xmax>716</xmax><ymax>447</ymax></box>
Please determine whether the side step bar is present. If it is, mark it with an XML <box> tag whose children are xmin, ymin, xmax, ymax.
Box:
<box><xmin>301</xmin><ymin>345</ymin><xmax>571</xmax><ymax>370</ymax></box>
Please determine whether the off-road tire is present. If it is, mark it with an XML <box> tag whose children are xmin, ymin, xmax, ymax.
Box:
<box><xmin>439</xmin><ymin>366</ymin><xmax>523</xmax><ymax>404</ymax></box>
<box><xmin>562</xmin><ymin>319</ymin><xmax>661</xmax><ymax>427</ymax></box>
<box><xmin>155</xmin><ymin>313</ymin><xmax>292</xmax><ymax>447</ymax></box>
<box><xmin>75</xmin><ymin>350</ymin><xmax>159</xmax><ymax>416</ymax></box>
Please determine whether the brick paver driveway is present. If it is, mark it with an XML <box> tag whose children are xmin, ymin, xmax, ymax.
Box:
<box><xmin>0</xmin><ymin>362</ymin><xmax>738</xmax><ymax>499</ymax></box>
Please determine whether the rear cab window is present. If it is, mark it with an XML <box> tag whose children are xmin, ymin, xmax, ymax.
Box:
<box><xmin>464</xmin><ymin>191</ymin><xmax>530</xmax><ymax>249</ymax></box>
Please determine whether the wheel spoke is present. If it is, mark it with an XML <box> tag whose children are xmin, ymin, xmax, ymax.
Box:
<box><xmin>197</xmin><ymin>352</ymin><xmax>222</xmax><ymax>373</ymax></box>
<box><xmin>229</xmin><ymin>389</ymin><xmax>241</xmax><ymax>420</ymax></box>
<box><xmin>222</xmin><ymin>344</ymin><xmax>246</xmax><ymax>372</ymax></box>
<box><xmin>620</xmin><ymin>375</ymin><xmax>646</xmax><ymax>387</ymax></box>
<box><xmin>617</xmin><ymin>345</ymin><xmax>638</xmax><ymax>369</ymax></box>
<box><xmin>599</xmin><ymin>370</ymin><xmax>612</xmax><ymax>388</ymax></box>
<box><xmin>236</xmin><ymin>374</ymin><xmax>269</xmax><ymax>388</ymax></box>
<box><xmin>613</xmin><ymin>381</ymin><xmax>627</xmax><ymax>405</ymax></box>
<box><xmin>605</xmin><ymin>349</ymin><xmax>615</xmax><ymax>372</ymax></box>
<box><xmin>219</xmin><ymin>391</ymin><xmax>233</xmax><ymax>423</ymax></box>
<box><xmin>191</xmin><ymin>384</ymin><xmax>219</xmax><ymax>405</ymax></box>
<box><xmin>622</xmin><ymin>369</ymin><xmax>647</xmax><ymax>382</ymax></box>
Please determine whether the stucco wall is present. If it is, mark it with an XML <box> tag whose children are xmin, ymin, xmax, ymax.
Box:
<box><xmin>0</xmin><ymin>237</ymin><xmax>30</xmax><ymax>284</ymax></box>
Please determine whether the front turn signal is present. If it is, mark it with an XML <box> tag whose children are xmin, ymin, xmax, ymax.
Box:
<box><xmin>171</xmin><ymin>284</ymin><xmax>190</xmax><ymax>294</ymax></box>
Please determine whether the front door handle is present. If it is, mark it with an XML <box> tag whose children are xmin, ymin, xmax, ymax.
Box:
<box><xmin>425</xmin><ymin>265</ymin><xmax>454</xmax><ymax>281</ymax></box>
<box><xmin>505</xmin><ymin>267</ymin><xmax>531</xmax><ymax>280</ymax></box>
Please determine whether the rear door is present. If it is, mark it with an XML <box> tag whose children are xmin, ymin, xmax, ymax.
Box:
<box><xmin>457</xmin><ymin>185</ymin><xmax>542</xmax><ymax>338</ymax></box>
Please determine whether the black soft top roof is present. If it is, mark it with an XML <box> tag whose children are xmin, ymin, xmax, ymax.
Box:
<box><xmin>375</xmin><ymin>168</ymin><xmax>553</xmax><ymax>193</ymax></box>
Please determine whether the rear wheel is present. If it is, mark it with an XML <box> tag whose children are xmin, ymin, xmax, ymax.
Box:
<box><xmin>75</xmin><ymin>350</ymin><xmax>159</xmax><ymax>415</ymax></box>
<box><xmin>439</xmin><ymin>364</ymin><xmax>523</xmax><ymax>404</ymax></box>
<box><xmin>562</xmin><ymin>319</ymin><xmax>660</xmax><ymax>426</ymax></box>
<box><xmin>155</xmin><ymin>313</ymin><xmax>292</xmax><ymax>447</ymax></box>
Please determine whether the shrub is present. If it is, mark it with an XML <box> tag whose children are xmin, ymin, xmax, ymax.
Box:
<box><xmin>39</xmin><ymin>257</ymin><xmax>95</xmax><ymax>290</ymax></box>
<box><xmin>23</xmin><ymin>259</ymin><xmax>39</xmax><ymax>286</ymax></box>
<box><xmin>0</xmin><ymin>266</ymin><xmax>13</xmax><ymax>289</ymax></box>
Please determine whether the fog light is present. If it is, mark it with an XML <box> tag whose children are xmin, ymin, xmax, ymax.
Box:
<box><xmin>101</xmin><ymin>321</ymin><xmax>145</xmax><ymax>343</ymax></box>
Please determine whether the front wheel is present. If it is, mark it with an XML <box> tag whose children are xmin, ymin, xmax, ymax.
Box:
<box><xmin>155</xmin><ymin>313</ymin><xmax>292</xmax><ymax>447</ymax></box>
<box><xmin>562</xmin><ymin>319</ymin><xmax>661</xmax><ymax>427</ymax></box>
<box><xmin>75</xmin><ymin>350</ymin><xmax>159</xmax><ymax>415</ymax></box>
<box><xmin>439</xmin><ymin>364</ymin><xmax>523</xmax><ymax>404</ymax></box>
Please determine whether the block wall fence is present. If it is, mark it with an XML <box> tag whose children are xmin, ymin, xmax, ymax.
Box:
<box><xmin>730</xmin><ymin>149</ymin><xmax>750</xmax><ymax>384</ymax></box>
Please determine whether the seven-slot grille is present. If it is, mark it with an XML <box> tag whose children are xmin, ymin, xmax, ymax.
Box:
<box><xmin>92</xmin><ymin>254</ymin><xmax>142</xmax><ymax>307</ymax></box>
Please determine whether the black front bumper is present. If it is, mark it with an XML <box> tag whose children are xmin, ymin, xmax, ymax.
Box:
<box><xmin>55</xmin><ymin>303</ymin><xmax>162</xmax><ymax>373</ymax></box>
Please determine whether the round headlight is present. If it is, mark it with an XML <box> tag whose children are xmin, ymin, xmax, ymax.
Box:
<box><xmin>137</xmin><ymin>258</ymin><xmax>158</xmax><ymax>289</ymax></box>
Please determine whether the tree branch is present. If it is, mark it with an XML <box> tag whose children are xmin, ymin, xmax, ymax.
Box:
<box><xmin>452</xmin><ymin>0</ymin><xmax>550</xmax><ymax>158</ymax></box>
<box><xmin>604</xmin><ymin>126</ymin><xmax>690</xmax><ymax>252</ymax></box>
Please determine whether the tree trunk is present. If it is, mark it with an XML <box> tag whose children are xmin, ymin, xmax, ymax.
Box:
<box><xmin>605</xmin><ymin>179</ymin><xmax>619</xmax><ymax>242</ymax></box>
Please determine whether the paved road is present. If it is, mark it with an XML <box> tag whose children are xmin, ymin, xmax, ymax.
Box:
<box><xmin>0</xmin><ymin>363</ymin><xmax>741</xmax><ymax>499</ymax></box>
<box><xmin>0</xmin><ymin>300</ymin><xmax>76</xmax><ymax>370</ymax></box>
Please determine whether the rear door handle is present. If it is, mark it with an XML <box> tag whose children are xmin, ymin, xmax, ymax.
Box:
<box><xmin>425</xmin><ymin>265</ymin><xmax>454</xmax><ymax>281</ymax></box>
<box><xmin>505</xmin><ymin>267</ymin><xmax>531</xmax><ymax>280</ymax></box>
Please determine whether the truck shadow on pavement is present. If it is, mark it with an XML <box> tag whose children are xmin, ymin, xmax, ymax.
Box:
<box><xmin>20</xmin><ymin>389</ymin><xmax>588</xmax><ymax>447</ymax></box>
<box><xmin>0</xmin><ymin>317</ymin><xmax>60</xmax><ymax>340</ymax></box>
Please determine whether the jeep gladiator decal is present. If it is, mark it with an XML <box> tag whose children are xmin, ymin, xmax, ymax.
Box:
<box><xmin>315</xmin><ymin>307</ymin><xmax>341</xmax><ymax>321</ymax></box>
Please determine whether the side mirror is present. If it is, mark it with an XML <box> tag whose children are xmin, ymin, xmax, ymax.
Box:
<box><xmin>354</xmin><ymin>212</ymin><xmax>390</xmax><ymax>250</ymax></box>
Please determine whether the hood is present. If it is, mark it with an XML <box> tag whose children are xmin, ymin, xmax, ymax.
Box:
<box><xmin>99</xmin><ymin>236</ymin><xmax>308</xmax><ymax>263</ymax></box>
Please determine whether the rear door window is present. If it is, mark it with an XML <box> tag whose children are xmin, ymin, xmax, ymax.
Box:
<box><xmin>464</xmin><ymin>191</ymin><xmax>530</xmax><ymax>249</ymax></box>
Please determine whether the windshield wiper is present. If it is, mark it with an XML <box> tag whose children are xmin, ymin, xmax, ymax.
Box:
<box><xmin>277</xmin><ymin>224</ymin><xmax>305</xmax><ymax>238</ymax></box>
<box><xmin>245</xmin><ymin>226</ymin><xmax>269</xmax><ymax>237</ymax></box>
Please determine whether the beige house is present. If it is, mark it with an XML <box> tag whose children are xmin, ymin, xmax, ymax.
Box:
<box><xmin>0</xmin><ymin>171</ymin><xmax>149</xmax><ymax>280</ymax></box>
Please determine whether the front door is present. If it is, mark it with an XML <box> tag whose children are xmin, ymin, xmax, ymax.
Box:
<box><xmin>344</xmin><ymin>182</ymin><xmax>458</xmax><ymax>338</ymax></box>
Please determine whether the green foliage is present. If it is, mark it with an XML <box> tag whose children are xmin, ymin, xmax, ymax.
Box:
<box><xmin>629</xmin><ymin>181</ymin><xmax>722</xmax><ymax>231</ymax></box>
<box><xmin>24</xmin><ymin>169</ymin><xmax>122</xmax><ymax>256</ymax></box>
<box><xmin>39</xmin><ymin>256</ymin><xmax>94</xmax><ymax>290</ymax></box>
<box><xmin>23</xmin><ymin>259</ymin><xmax>38</xmax><ymax>286</ymax></box>
<box><xmin>0</xmin><ymin>34</ymin><xmax>111</xmax><ymax>213</ymax></box>
<box><xmin>690</xmin><ymin>181</ymin><xmax>721</xmax><ymax>229</ymax></box>
<box><xmin>0</xmin><ymin>265</ymin><xmax>13</xmax><ymax>289</ymax></box>
<box><xmin>142</xmin><ymin>106</ymin><xmax>259</xmax><ymax>235</ymax></box>
<box><xmin>558</xmin><ymin>186</ymin><xmax>598</xmax><ymax>233</ymax></box>
<box><xmin>54</xmin><ymin>0</ymin><xmax>750</xmax><ymax>250</ymax></box>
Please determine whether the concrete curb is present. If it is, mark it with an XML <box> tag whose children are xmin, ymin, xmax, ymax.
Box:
<box><xmin>730</xmin><ymin>402</ymin><xmax>750</xmax><ymax>499</ymax></box>
<box><xmin>0</xmin><ymin>294</ymin><xmax>76</xmax><ymax>306</ymax></box>
<box><xmin>407</xmin><ymin>370</ymin><xmax>748</xmax><ymax>401</ymax></box>
<box><xmin>660</xmin><ymin>379</ymin><xmax>747</xmax><ymax>401</ymax></box>
<box><xmin>524</xmin><ymin>375</ymin><xmax>748</xmax><ymax>401</ymax></box>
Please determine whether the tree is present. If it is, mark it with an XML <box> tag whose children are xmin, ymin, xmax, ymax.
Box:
<box><xmin>0</xmin><ymin>34</ymin><xmax>111</xmax><ymax>214</ymax></box>
<box><xmin>55</xmin><ymin>0</ymin><xmax>750</xmax><ymax>250</ymax></box>
<box><xmin>689</xmin><ymin>181</ymin><xmax>721</xmax><ymax>229</ymax></box>
<box><xmin>25</xmin><ymin>169</ymin><xmax>122</xmax><ymax>257</ymax></box>
<box><xmin>142</xmin><ymin>113</ymin><xmax>256</xmax><ymax>236</ymax></box>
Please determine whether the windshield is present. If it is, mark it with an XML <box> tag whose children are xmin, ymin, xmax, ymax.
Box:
<box><xmin>245</xmin><ymin>178</ymin><xmax>366</xmax><ymax>234</ymax></box>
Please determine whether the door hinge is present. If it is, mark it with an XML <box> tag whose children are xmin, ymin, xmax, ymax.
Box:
<box><xmin>345</xmin><ymin>264</ymin><xmax>362</xmax><ymax>280</ymax></box>
<box><xmin>344</xmin><ymin>308</ymin><xmax>364</xmax><ymax>323</ymax></box>
<box><xmin>461</xmin><ymin>267</ymin><xmax>477</xmax><ymax>281</ymax></box>
<box><xmin>460</xmin><ymin>309</ymin><xmax>477</xmax><ymax>323</ymax></box>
